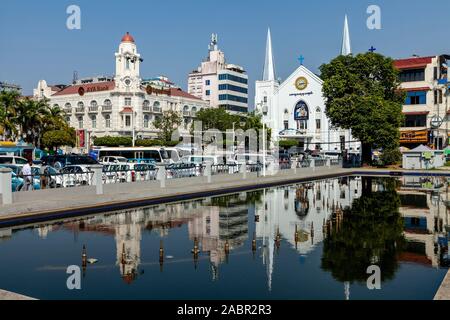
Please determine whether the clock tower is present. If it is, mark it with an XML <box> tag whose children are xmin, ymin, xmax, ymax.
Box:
<box><xmin>115</xmin><ymin>32</ymin><xmax>142</xmax><ymax>91</ymax></box>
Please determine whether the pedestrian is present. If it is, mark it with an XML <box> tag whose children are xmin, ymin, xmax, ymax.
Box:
<box><xmin>40</xmin><ymin>162</ymin><xmax>49</xmax><ymax>189</ymax></box>
<box><xmin>21</xmin><ymin>159</ymin><xmax>34</xmax><ymax>191</ymax></box>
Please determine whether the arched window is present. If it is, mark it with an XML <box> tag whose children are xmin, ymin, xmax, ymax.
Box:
<box><xmin>192</xmin><ymin>107</ymin><xmax>197</xmax><ymax>117</ymax></box>
<box><xmin>53</xmin><ymin>104</ymin><xmax>60</xmax><ymax>109</ymax></box>
<box><xmin>64</xmin><ymin>103</ymin><xmax>71</xmax><ymax>109</ymax></box>
<box><xmin>144</xmin><ymin>114</ymin><xmax>150</xmax><ymax>128</ymax></box>
<box><xmin>183</xmin><ymin>105</ymin><xmax>189</xmax><ymax>111</ymax></box>
<box><xmin>153</xmin><ymin>101</ymin><xmax>160</xmax><ymax>107</ymax></box>
<box><xmin>77</xmin><ymin>101</ymin><xmax>84</xmax><ymax>108</ymax></box>
<box><xmin>65</xmin><ymin>116</ymin><xmax>71</xmax><ymax>124</ymax></box>
<box><xmin>90</xmin><ymin>100</ymin><xmax>98</xmax><ymax>108</ymax></box>
<box><xmin>104</xmin><ymin>114</ymin><xmax>111</xmax><ymax>128</ymax></box>
<box><xmin>104</xmin><ymin>99</ymin><xmax>112</xmax><ymax>107</ymax></box>
<box><xmin>143</xmin><ymin>100</ymin><xmax>150</xmax><ymax>108</ymax></box>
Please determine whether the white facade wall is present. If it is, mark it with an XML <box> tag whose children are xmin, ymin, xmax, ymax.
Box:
<box><xmin>255</xmin><ymin>65</ymin><xmax>359</xmax><ymax>152</ymax></box>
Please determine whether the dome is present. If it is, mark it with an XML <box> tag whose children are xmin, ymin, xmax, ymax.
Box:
<box><xmin>121</xmin><ymin>32</ymin><xmax>135</xmax><ymax>43</ymax></box>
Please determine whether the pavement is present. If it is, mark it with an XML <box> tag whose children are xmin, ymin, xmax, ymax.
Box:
<box><xmin>0</xmin><ymin>166</ymin><xmax>350</xmax><ymax>227</ymax></box>
<box><xmin>0</xmin><ymin>289</ymin><xmax>36</xmax><ymax>300</ymax></box>
<box><xmin>435</xmin><ymin>270</ymin><xmax>450</xmax><ymax>300</ymax></box>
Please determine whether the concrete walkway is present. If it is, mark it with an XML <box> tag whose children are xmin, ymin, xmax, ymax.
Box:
<box><xmin>0</xmin><ymin>289</ymin><xmax>36</xmax><ymax>300</ymax></box>
<box><xmin>0</xmin><ymin>166</ymin><xmax>350</xmax><ymax>227</ymax></box>
<box><xmin>435</xmin><ymin>270</ymin><xmax>450</xmax><ymax>300</ymax></box>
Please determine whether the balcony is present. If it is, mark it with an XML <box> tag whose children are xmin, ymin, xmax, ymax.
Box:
<box><xmin>88</xmin><ymin>106</ymin><xmax>99</xmax><ymax>113</ymax></box>
<box><xmin>143</xmin><ymin>106</ymin><xmax>151</xmax><ymax>112</ymax></box>
<box><xmin>153</xmin><ymin>106</ymin><xmax>162</xmax><ymax>113</ymax></box>
<box><xmin>64</xmin><ymin>108</ymin><xmax>72</xmax><ymax>115</ymax></box>
<box><xmin>102</xmin><ymin>105</ymin><xmax>112</xmax><ymax>112</ymax></box>
<box><xmin>183</xmin><ymin>111</ymin><xmax>191</xmax><ymax>117</ymax></box>
<box><xmin>75</xmin><ymin>107</ymin><xmax>85</xmax><ymax>114</ymax></box>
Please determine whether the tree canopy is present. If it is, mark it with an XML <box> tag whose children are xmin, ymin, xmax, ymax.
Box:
<box><xmin>320</xmin><ymin>53</ymin><xmax>405</xmax><ymax>164</ymax></box>
<box><xmin>0</xmin><ymin>90</ymin><xmax>74</xmax><ymax>148</ymax></box>
<box><xmin>154</xmin><ymin>109</ymin><xmax>182</xmax><ymax>143</ymax></box>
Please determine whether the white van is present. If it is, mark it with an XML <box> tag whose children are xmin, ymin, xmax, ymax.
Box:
<box><xmin>0</xmin><ymin>155</ymin><xmax>28</xmax><ymax>166</ymax></box>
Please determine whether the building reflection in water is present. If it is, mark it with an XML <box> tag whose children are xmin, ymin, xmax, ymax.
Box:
<box><xmin>1</xmin><ymin>176</ymin><xmax>448</xmax><ymax>293</ymax></box>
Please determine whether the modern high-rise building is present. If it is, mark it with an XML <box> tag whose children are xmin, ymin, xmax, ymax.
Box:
<box><xmin>188</xmin><ymin>34</ymin><xmax>249</xmax><ymax>114</ymax></box>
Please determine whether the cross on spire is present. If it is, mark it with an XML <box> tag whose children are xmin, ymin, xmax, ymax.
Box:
<box><xmin>298</xmin><ymin>55</ymin><xmax>305</xmax><ymax>65</ymax></box>
<box><xmin>369</xmin><ymin>46</ymin><xmax>377</xmax><ymax>53</ymax></box>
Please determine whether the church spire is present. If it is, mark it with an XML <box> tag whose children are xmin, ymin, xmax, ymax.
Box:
<box><xmin>263</xmin><ymin>28</ymin><xmax>276</xmax><ymax>81</ymax></box>
<box><xmin>341</xmin><ymin>15</ymin><xmax>352</xmax><ymax>56</ymax></box>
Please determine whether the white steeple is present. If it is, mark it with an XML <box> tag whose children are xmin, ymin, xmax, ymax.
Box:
<box><xmin>341</xmin><ymin>15</ymin><xmax>352</xmax><ymax>56</ymax></box>
<box><xmin>263</xmin><ymin>28</ymin><xmax>276</xmax><ymax>81</ymax></box>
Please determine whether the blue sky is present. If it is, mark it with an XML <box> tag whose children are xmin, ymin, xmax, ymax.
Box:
<box><xmin>1</xmin><ymin>0</ymin><xmax>449</xmax><ymax>104</ymax></box>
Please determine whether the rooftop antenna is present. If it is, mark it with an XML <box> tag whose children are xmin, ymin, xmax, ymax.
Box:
<box><xmin>73</xmin><ymin>71</ymin><xmax>79</xmax><ymax>84</ymax></box>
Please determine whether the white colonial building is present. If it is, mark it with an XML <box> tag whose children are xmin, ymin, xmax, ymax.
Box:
<box><xmin>255</xmin><ymin>22</ymin><xmax>360</xmax><ymax>153</ymax></box>
<box><xmin>34</xmin><ymin>32</ymin><xmax>210</xmax><ymax>148</ymax></box>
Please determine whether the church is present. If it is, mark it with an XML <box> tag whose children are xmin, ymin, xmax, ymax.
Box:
<box><xmin>255</xmin><ymin>16</ymin><xmax>360</xmax><ymax>154</ymax></box>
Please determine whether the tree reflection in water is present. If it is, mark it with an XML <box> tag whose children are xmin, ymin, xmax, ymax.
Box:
<box><xmin>321</xmin><ymin>177</ymin><xmax>405</xmax><ymax>284</ymax></box>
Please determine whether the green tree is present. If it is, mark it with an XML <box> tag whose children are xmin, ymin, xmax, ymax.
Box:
<box><xmin>154</xmin><ymin>110</ymin><xmax>182</xmax><ymax>143</ymax></box>
<box><xmin>321</xmin><ymin>177</ymin><xmax>405</xmax><ymax>283</ymax></box>
<box><xmin>42</xmin><ymin>129</ymin><xmax>76</xmax><ymax>151</ymax></box>
<box><xmin>0</xmin><ymin>90</ymin><xmax>21</xmax><ymax>140</ymax></box>
<box><xmin>320</xmin><ymin>53</ymin><xmax>405</xmax><ymax>165</ymax></box>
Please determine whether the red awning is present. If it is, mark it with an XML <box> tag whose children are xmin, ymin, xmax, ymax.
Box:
<box><xmin>402</xmin><ymin>87</ymin><xmax>431</xmax><ymax>92</ymax></box>
<box><xmin>402</xmin><ymin>111</ymin><xmax>429</xmax><ymax>115</ymax></box>
<box><xmin>120</xmin><ymin>107</ymin><xmax>133</xmax><ymax>113</ymax></box>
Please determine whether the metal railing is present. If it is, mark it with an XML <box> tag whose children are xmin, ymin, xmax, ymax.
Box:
<box><xmin>102</xmin><ymin>105</ymin><xmax>113</xmax><ymax>112</ymax></box>
<box><xmin>102</xmin><ymin>166</ymin><xmax>158</xmax><ymax>184</ymax></box>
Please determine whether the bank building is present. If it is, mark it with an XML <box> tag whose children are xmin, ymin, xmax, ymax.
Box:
<box><xmin>255</xmin><ymin>17</ymin><xmax>360</xmax><ymax>153</ymax></box>
<box><xmin>33</xmin><ymin>32</ymin><xmax>210</xmax><ymax>148</ymax></box>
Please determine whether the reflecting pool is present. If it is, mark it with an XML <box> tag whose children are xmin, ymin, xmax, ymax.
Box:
<box><xmin>0</xmin><ymin>176</ymin><xmax>448</xmax><ymax>300</ymax></box>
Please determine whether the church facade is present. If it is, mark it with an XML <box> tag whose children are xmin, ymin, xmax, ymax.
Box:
<box><xmin>255</xmin><ymin>24</ymin><xmax>360</xmax><ymax>153</ymax></box>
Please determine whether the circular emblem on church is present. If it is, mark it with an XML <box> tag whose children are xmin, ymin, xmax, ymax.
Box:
<box><xmin>295</xmin><ymin>77</ymin><xmax>308</xmax><ymax>91</ymax></box>
<box><xmin>78</xmin><ymin>87</ymin><xmax>85</xmax><ymax>96</ymax></box>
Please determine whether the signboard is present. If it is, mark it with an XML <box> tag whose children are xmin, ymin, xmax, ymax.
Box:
<box><xmin>400</xmin><ymin>130</ymin><xmax>428</xmax><ymax>144</ymax></box>
<box><xmin>76</xmin><ymin>129</ymin><xmax>87</xmax><ymax>148</ymax></box>
<box><xmin>146</xmin><ymin>85</ymin><xmax>171</xmax><ymax>96</ymax></box>
<box><xmin>294</xmin><ymin>101</ymin><xmax>309</xmax><ymax>121</ymax></box>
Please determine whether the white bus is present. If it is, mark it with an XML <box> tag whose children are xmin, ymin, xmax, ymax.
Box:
<box><xmin>97</xmin><ymin>147</ymin><xmax>177</xmax><ymax>164</ymax></box>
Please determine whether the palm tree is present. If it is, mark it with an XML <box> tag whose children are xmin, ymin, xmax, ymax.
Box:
<box><xmin>0</xmin><ymin>90</ymin><xmax>21</xmax><ymax>140</ymax></box>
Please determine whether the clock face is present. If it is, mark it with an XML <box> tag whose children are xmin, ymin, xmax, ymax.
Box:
<box><xmin>295</xmin><ymin>77</ymin><xmax>308</xmax><ymax>91</ymax></box>
<box><xmin>124</xmin><ymin>78</ymin><xmax>132</xmax><ymax>87</ymax></box>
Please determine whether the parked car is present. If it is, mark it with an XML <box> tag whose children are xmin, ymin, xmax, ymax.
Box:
<box><xmin>0</xmin><ymin>155</ymin><xmax>28</xmax><ymax>166</ymax></box>
<box><xmin>41</xmin><ymin>155</ymin><xmax>99</xmax><ymax>169</ymax></box>
<box><xmin>0</xmin><ymin>165</ymin><xmax>41</xmax><ymax>192</ymax></box>
<box><xmin>129</xmin><ymin>163</ymin><xmax>157</xmax><ymax>181</ymax></box>
<box><xmin>59</xmin><ymin>165</ymin><xmax>93</xmax><ymax>187</ymax></box>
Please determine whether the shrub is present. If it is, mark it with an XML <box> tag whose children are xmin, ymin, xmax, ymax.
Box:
<box><xmin>380</xmin><ymin>148</ymin><xmax>402</xmax><ymax>166</ymax></box>
<box><xmin>93</xmin><ymin>136</ymin><xmax>132</xmax><ymax>147</ymax></box>
<box><xmin>279</xmin><ymin>140</ymin><xmax>298</xmax><ymax>149</ymax></box>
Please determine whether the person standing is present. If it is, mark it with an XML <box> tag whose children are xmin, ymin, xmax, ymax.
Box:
<box><xmin>21</xmin><ymin>159</ymin><xmax>34</xmax><ymax>191</ymax></box>
<box><xmin>40</xmin><ymin>163</ymin><xmax>49</xmax><ymax>189</ymax></box>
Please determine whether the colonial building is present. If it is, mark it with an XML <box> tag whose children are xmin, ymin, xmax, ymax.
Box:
<box><xmin>255</xmin><ymin>21</ymin><xmax>359</xmax><ymax>153</ymax></box>
<box><xmin>34</xmin><ymin>32</ymin><xmax>210</xmax><ymax>148</ymax></box>
<box><xmin>394</xmin><ymin>55</ymin><xmax>450</xmax><ymax>149</ymax></box>
<box><xmin>188</xmin><ymin>34</ymin><xmax>249</xmax><ymax>114</ymax></box>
